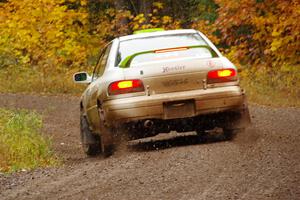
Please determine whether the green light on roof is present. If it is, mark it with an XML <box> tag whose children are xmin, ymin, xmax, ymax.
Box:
<box><xmin>133</xmin><ymin>28</ymin><xmax>165</xmax><ymax>34</ymax></box>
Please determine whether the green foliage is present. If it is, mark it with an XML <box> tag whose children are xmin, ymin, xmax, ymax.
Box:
<box><xmin>0</xmin><ymin>109</ymin><xmax>59</xmax><ymax>173</ymax></box>
<box><xmin>193</xmin><ymin>0</ymin><xmax>219</xmax><ymax>22</ymax></box>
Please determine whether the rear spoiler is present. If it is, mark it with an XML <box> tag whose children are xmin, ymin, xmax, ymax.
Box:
<box><xmin>119</xmin><ymin>45</ymin><xmax>218</xmax><ymax>68</ymax></box>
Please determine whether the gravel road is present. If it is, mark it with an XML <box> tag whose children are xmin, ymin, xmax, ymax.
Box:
<box><xmin>0</xmin><ymin>93</ymin><xmax>299</xmax><ymax>200</ymax></box>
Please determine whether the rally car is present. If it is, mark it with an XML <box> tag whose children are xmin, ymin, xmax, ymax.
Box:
<box><xmin>74</xmin><ymin>29</ymin><xmax>251</xmax><ymax>156</ymax></box>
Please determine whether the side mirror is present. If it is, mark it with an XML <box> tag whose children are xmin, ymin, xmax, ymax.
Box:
<box><xmin>73</xmin><ymin>72</ymin><xmax>92</xmax><ymax>84</ymax></box>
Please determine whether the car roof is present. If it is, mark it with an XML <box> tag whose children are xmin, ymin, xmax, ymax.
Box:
<box><xmin>118</xmin><ymin>29</ymin><xmax>198</xmax><ymax>42</ymax></box>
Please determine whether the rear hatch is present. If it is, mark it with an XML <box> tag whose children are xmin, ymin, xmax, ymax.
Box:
<box><xmin>123</xmin><ymin>56</ymin><xmax>224</xmax><ymax>95</ymax></box>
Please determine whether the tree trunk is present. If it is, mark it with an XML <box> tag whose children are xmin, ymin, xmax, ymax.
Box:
<box><xmin>114</xmin><ymin>0</ymin><xmax>129</xmax><ymax>35</ymax></box>
<box><xmin>114</xmin><ymin>0</ymin><xmax>128</xmax><ymax>11</ymax></box>
<box><xmin>138</xmin><ymin>0</ymin><xmax>152</xmax><ymax>23</ymax></box>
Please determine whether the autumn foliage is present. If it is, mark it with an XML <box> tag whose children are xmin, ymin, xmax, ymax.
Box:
<box><xmin>213</xmin><ymin>0</ymin><xmax>300</xmax><ymax>71</ymax></box>
<box><xmin>211</xmin><ymin>0</ymin><xmax>300</xmax><ymax>99</ymax></box>
<box><xmin>0</xmin><ymin>0</ymin><xmax>299</xmax><ymax>102</ymax></box>
<box><xmin>0</xmin><ymin>0</ymin><xmax>95</xmax><ymax>68</ymax></box>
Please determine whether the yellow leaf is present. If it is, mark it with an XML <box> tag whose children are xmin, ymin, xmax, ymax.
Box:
<box><xmin>271</xmin><ymin>30</ymin><xmax>281</xmax><ymax>37</ymax></box>
<box><xmin>271</xmin><ymin>39</ymin><xmax>282</xmax><ymax>52</ymax></box>
<box><xmin>153</xmin><ymin>2</ymin><xmax>164</xmax><ymax>9</ymax></box>
<box><xmin>80</xmin><ymin>0</ymin><xmax>87</xmax><ymax>6</ymax></box>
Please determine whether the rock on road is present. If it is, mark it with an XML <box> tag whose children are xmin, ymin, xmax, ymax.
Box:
<box><xmin>0</xmin><ymin>93</ymin><xmax>299</xmax><ymax>200</ymax></box>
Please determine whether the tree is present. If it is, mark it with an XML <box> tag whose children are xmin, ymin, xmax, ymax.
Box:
<box><xmin>0</xmin><ymin>0</ymin><xmax>93</xmax><ymax>68</ymax></box>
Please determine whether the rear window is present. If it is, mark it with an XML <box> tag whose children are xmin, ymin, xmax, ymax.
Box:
<box><xmin>117</xmin><ymin>33</ymin><xmax>214</xmax><ymax>66</ymax></box>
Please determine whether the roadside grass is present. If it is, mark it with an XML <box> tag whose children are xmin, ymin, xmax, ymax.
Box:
<box><xmin>240</xmin><ymin>67</ymin><xmax>300</xmax><ymax>107</ymax></box>
<box><xmin>241</xmin><ymin>80</ymin><xmax>300</xmax><ymax>107</ymax></box>
<box><xmin>0</xmin><ymin>108</ymin><xmax>59</xmax><ymax>173</ymax></box>
<box><xmin>0</xmin><ymin>66</ymin><xmax>86</xmax><ymax>95</ymax></box>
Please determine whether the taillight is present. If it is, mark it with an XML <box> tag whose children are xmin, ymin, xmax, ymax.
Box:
<box><xmin>207</xmin><ymin>68</ymin><xmax>237</xmax><ymax>84</ymax></box>
<box><xmin>108</xmin><ymin>79</ymin><xmax>144</xmax><ymax>95</ymax></box>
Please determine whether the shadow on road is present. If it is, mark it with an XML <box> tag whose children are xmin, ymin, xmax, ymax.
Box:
<box><xmin>128</xmin><ymin>131</ymin><xmax>229</xmax><ymax>152</ymax></box>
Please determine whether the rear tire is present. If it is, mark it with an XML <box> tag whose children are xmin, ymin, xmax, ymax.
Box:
<box><xmin>80</xmin><ymin>115</ymin><xmax>101</xmax><ymax>156</ymax></box>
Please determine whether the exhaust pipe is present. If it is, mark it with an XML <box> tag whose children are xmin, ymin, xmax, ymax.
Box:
<box><xmin>144</xmin><ymin>120</ymin><xmax>154</xmax><ymax>128</ymax></box>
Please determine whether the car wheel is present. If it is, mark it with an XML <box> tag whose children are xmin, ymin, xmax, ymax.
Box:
<box><xmin>80</xmin><ymin>115</ymin><xmax>101</xmax><ymax>156</ymax></box>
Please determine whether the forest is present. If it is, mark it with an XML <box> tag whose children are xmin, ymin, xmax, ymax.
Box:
<box><xmin>0</xmin><ymin>0</ymin><xmax>299</xmax><ymax>105</ymax></box>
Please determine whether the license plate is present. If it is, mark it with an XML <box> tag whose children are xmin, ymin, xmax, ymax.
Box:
<box><xmin>164</xmin><ymin>100</ymin><xmax>195</xmax><ymax>119</ymax></box>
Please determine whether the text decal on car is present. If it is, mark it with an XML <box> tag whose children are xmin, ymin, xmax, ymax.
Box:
<box><xmin>162</xmin><ymin>65</ymin><xmax>185</xmax><ymax>73</ymax></box>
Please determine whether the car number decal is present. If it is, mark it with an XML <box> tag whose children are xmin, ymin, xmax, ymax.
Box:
<box><xmin>162</xmin><ymin>65</ymin><xmax>185</xmax><ymax>73</ymax></box>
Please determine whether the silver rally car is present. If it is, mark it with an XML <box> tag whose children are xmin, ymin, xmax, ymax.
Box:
<box><xmin>74</xmin><ymin>29</ymin><xmax>251</xmax><ymax>156</ymax></box>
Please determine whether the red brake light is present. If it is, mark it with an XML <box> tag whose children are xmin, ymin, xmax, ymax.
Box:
<box><xmin>207</xmin><ymin>68</ymin><xmax>237</xmax><ymax>84</ymax></box>
<box><xmin>108</xmin><ymin>80</ymin><xmax>144</xmax><ymax>95</ymax></box>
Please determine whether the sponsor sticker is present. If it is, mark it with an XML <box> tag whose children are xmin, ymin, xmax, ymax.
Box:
<box><xmin>162</xmin><ymin>65</ymin><xmax>185</xmax><ymax>73</ymax></box>
<box><xmin>207</xmin><ymin>60</ymin><xmax>215</xmax><ymax>67</ymax></box>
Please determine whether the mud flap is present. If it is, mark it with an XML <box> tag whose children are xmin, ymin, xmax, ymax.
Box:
<box><xmin>225</xmin><ymin>104</ymin><xmax>251</xmax><ymax>130</ymax></box>
<box><xmin>98</xmin><ymin>107</ymin><xmax>115</xmax><ymax>157</ymax></box>
<box><xmin>99</xmin><ymin>125</ymin><xmax>115</xmax><ymax>157</ymax></box>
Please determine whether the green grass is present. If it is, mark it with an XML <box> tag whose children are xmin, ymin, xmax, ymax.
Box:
<box><xmin>0</xmin><ymin>108</ymin><xmax>59</xmax><ymax>173</ymax></box>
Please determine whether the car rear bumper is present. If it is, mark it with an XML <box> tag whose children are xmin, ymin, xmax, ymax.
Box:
<box><xmin>103</xmin><ymin>86</ymin><xmax>247</xmax><ymax>124</ymax></box>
